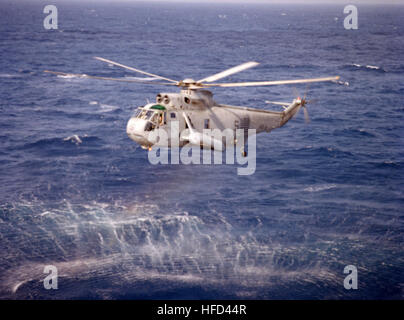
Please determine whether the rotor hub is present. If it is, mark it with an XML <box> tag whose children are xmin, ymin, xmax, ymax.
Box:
<box><xmin>181</xmin><ymin>78</ymin><xmax>197</xmax><ymax>85</ymax></box>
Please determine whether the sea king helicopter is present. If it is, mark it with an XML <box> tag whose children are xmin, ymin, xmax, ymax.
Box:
<box><xmin>45</xmin><ymin>57</ymin><xmax>339</xmax><ymax>155</ymax></box>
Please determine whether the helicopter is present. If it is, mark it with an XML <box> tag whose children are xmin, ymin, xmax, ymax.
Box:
<box><xmin>45</xmin><ymin>57</ymin><xmax>339</xmax><ymax>156</ymax></box>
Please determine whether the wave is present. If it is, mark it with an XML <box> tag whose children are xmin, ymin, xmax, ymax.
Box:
<box><xmin>39</xmin><ymin>108</ymin><xmax>98</xmax><ymax>120</ymax></box>
<box><xmin>56</xmin><ymin>74</ymin><xmax>82</xmax><ymax>79</ymax></box>
<box><xmin>348</xmin><ymin>63</ymin><xmax>386</xmax><ymax>72</ymax></box>
<box><xmin>88</xmin><ymin>101</ymin><xmax>121</xmax><ymax>113</ymax></box>
<box><xmin>0</xmin><ymin>73</ymin><xmax>19</xmax><ymax>78</ymax></box>
<box><xmin>334</xmin><ymin>128</ymin><xmax>376</xmax><ymax>138</ymax></box>
<box><xmin>374</xmin><ymin>160</ymin><xmax>402</xmax><ymax>169</ymax></box>
<box><xmin>304</xmin><ymin>184</ymin><xmax>337</xmax><ymax>192</ymax></box>
<box><xmin>335</xmin><ymin>80</ymin><xmax>349</xmax><ymax>86</ymax></box>
<box><xmin>0</xmin><ymin>200</ymin><xmax>346</xmax><ymax>299</ymax></box>
<box><xmin>289</xmin><ymin>146</ymin><xmax>356</xmax><ymax>160</ymax></box>
<box><xmin>55</xmin><ymin>73</ymin><xmax>156</xmax><ymax>83</ymax></box>
<box><xmin>20</xmin><ymin>135</ymin><xmax>104</xmax><ymax>151</ymax></box>
<box><xmin>99</xmin><ymin>103</ymin><xmax>120</xmax><ymax>113</ymax></box>
<box><xmin>63</xmin><ymin>134</ymin><xmax>83</xmax><ymax>145</ymax></box>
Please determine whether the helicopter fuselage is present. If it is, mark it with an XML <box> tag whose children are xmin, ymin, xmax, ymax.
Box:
<box><xmin>126</xmin><ymin>89</ymin><xmax>302</xmax><ymax>150</ymax></box>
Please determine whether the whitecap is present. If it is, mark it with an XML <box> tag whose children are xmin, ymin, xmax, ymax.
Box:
<box><xmin>365</xmin><ymin>65</ymin><xmax>380</xmax><ymax>70</ymax></box>
<box><xmin>304</xmin><ymin>184</ymin><xmax>337</xmax><ymax>192</ymax></box>
<box><xmin>97</xmin><ymin>232</ymin><xmax>104</xmax><ymax>244</ymax></box>
<box><xmin>12</xmin><ymin>280</ymin><xmax>31</xmax><ymax>293</ymax></box>
<box><xmin>39</xmin><ymin>211</ymin><xmax>51</xmax><ymax>217</ymax></box>
<box><xmin>99</xmin><ymin>103</ymin><xmax>119</xmax><ymax>112</ymax></box>
<box><xmin>57</xmin><ymin>74</ymin><xmax>77</xmax><ymax>79</ymax></box>
<box><xmin>63</xmin><ymin>134</ymin><xmax>82</xmax><ymax>144</ymax></box>
<box><xmin>351</xmin><ymin>64</ymin><xmax>381</xmax><ymax>71</ymax></box>
<box><xmin>337</xmin><ymin>80</ymin><xmax>349</xmax><ymax>86</ymax></box>
<box><xmin>0</xmin><ymin>73</ymin><xmax>17</xmax><ymax>78</ymax></box>
<box><xmin>58</xmin><ymin>73</ymin><xmax>89</xmax><ymax>79</ymax></box>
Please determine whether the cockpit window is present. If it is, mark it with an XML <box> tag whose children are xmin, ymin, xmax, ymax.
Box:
<box><xmin>137</xmin><ymin>109</ymin><xmax>147</xmax><ymax>119</ymax></box>
<box><xmin>150</xmin><ymin>112</ymin><xmax>159</xmax><ymax>123</ymax></box>
<box><xmin>134</xmin><ymin>108</ymin><xmax>163</xmax><ymax>132</ymax></box>
<box><xmin>146</xmin><ymin>110</ymin><xmax>154</xmax><ymax>120</ymax></box>
<box><xmin>137</xmin><ymin>110</ymin><xmax>154</xmax><ymax>120</ymax></box>
<box><xmin>133</xmin><ymin>108</ymin><xmax>142</xmax><ymax>118</ymax></box>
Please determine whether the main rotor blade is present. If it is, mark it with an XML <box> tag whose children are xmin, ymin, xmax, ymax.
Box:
<box><xmin>265</xmin><ymin>100</ymin><xmax>290</xmax><ymax>106</ymax></box>
<box><xmin>198</xmin><ymin>61</ymin><xmax>259</xmax><ymax>83</ymax></box>
<box><xmin>44</xmin><ymin>70</ymin><xmax>177</xmax><ymax>86</ymax></box>
<box><xmin>203</xmin><ymin>76</ymin><xmax>340</xmax><ymax>88</ymax></box>
<box><xmin>94</xmin><ymin>57</ymin><xmax>179</xmax><ymax>83</ymax></box>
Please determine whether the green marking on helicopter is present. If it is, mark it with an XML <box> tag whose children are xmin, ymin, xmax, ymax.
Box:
<box><xmin>150</xmin><ymin>105</ymin><xmax>166</xmax><ymax>110</ymax></box>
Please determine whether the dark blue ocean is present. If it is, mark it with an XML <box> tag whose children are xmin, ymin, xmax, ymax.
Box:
<box><xmin>0</xmin><ymin>1</ymin><xmax>403</xmax><ymax>299</ymax></box>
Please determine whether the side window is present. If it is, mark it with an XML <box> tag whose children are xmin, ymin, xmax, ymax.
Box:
<box><xmin>170</xmin><ymin>112</ymin><xmax>176</xmax><ymax>119</ymax></box>
<box><xmin>204</xmin><ymin>119</ymin><xmax>210</xmax><ymax>129</ymax></box>
<box><xmin>158</xmin><ymin>112</ymin><xmax>165</xmax><ymax>126</ymax></box>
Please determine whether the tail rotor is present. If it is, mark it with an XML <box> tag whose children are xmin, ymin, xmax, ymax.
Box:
<box><xmin>294</xmin><ymin>85</ymin><xmax>316</xmax><ymax>124</ymax></box>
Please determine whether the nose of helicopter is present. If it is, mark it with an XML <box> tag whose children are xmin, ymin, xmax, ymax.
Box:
<box><xmin>126</xmin><ymin>117</ymin><xmax>151</xmax><ymax>147</ymax></box>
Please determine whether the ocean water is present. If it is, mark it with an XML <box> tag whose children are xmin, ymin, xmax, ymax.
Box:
<box><xmin>0</xmin><ymin>1</ymin><xmax>403</xmax><ymax>299</ymax></box>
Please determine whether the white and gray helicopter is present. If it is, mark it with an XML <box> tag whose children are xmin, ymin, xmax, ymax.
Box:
<box><xmin>45</xmin><ymin>57</ymin><xmax>339</xmax><ymax>155</ymax></box>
